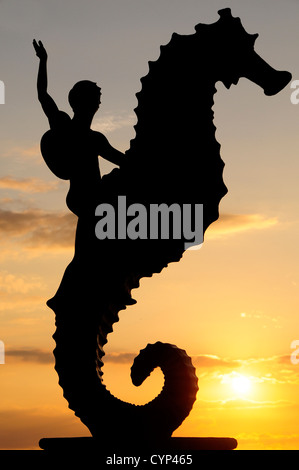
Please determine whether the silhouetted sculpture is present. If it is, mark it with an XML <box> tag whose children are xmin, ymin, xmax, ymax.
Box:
<box><xmin>33</xmin><ymin>39</ymin><xmax>125</xmax><ymax>218</ymax></box>
<box><xmin>34</xmin><ymin>9</ymin><xmax>291</xmax><ymax>449</ymax></box>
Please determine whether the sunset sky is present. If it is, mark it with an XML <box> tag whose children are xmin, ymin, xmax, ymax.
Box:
<box><xmin>1</xmin><ymin>0</ymin><xmax>299</xmax><ymax>450</ymax></box>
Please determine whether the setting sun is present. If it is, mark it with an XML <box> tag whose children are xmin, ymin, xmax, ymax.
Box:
<box><xmin>0</xmin><ymin>0</ymin><xmax>298</xmax><ymax>451</ymax></box>
<box><xmin>221</xmin><ymin>372</ymin><xmax>253</xmax><ymax>397</ymax></box>
<box><xmin>231</xmin><ymin>375</ymin><xmax>251</xmax><ymax>395</ymax></box>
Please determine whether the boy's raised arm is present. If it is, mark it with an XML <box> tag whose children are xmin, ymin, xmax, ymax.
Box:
<box><xmin>33</xmin><ymin>39</ymin><xmax>59</xmax><ymax>122</ymax></box>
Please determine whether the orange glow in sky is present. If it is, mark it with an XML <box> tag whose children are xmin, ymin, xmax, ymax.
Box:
<box><xmin>1</xmin><ymin>0</ymin><xmax>299</xmax><ymax>451</ymax></box>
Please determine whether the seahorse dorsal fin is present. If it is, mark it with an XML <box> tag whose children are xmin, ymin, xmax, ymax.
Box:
<box><xmin>194</xmin><ymin>23</ymin><xmax>209</xmax><ymax>33</ymax></box>
<box><xmin>218</xmin><ymin>8</ymin><xmax>232</xmax><ymax>18</ymax></box>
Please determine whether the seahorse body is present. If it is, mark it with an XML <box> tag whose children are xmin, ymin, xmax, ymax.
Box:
<box><xmin>46</xmin><ymin>9</ymin><xmax>291</xmax><ymax>444</ymax></box>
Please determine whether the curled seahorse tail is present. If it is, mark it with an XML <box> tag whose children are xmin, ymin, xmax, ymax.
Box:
<box><xmin>52</xmin><ymin>300</ymin><xmax>198</xmax><ymax>442</ymax></box>
<box><xmin>131</xmin><ymin>342</ymin><xmax>199</xmax><ymax>439</ymax></box>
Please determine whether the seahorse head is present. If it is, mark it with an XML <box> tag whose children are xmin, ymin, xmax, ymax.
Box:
<box><xmin>194</xmin><ymin>8</ymin><xmax>291</xmax><ymax>95</ymax></box>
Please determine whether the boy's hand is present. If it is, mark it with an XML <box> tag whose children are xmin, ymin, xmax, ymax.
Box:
<box><xmin>33</xmin><ymin>39</ymin><xmax>48</xmax><ymax>61</ymax></box>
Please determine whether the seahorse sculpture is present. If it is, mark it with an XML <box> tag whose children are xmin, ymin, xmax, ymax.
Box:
<box><xmin>44</xmin><ymin>9</ymin><xmax>291</xmax><ymax>446</ymax></box>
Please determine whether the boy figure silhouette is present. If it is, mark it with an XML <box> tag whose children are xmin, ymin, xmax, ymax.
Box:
<box><xmin>33</xmin><ymin>39</ymin><xmax>125</xmax><ymax>216</ymax></box>
<box><xmin>34</xmin><ymin>39</ymin><xmax>137</xmax><ymax>305</ymax></box>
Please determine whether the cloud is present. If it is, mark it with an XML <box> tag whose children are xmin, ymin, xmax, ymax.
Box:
<box><xmin>0</xmin><ymin>208</ymin><xmax>76</xmax><ymax>250</ymax></box>
<box><xmin>102</xmin><ymin>351</ymin><xmax>295</xmax><ymax>371</ymax></box>
<box><xmin>240</xmin><ymin>311</ymin><xmax>282</xmax><ymax>329</ymax></box>
<box><xmin>200</xmin><ymin>354</ymin><xmax>299</xmax><ymax>386</ymax></box>
<box><xmin>196</xmin><ymin>397</ymin><xmax>291</xmax><ymax>410</ymax></box>
<box><xmin>0</xmin><ymin>272</ymin><xmax>46</xmax><ymax>316</ymax></box>
<box><xmin>2</xmin><ymin>144</ymin><xmax>41</xmax><ymax>161</ymax></box>
<box><xmin>192</xmin><ymin>354</ymin><xmax>241</xmax><ymax>369</ymax></box>
<box><xmin>103</xmin><ymin>352</ymin><xmax>137</xmax><ymax>364</ymax></box>
<box><xmin>207</xmin><ymin>213</ymin><xmax>278</xmax><ymax>239</ymax></box>
<box><xmin>5</xmin><ymin>348</ymin><xmax>53</xmax><ymax>364</ymax></box>
<box><xmin>236</xmin><ymin>432</ymin><xmax>299</xmax><ymax>450</ymax></box>
<box><xmin>93</xmin><ymin>112</ymin><xmax>135</xmax><ymax>134</ymax></box>
<box><xmin>4</xmin><ymin>348</ymin><xmax>142</xmax><ymax>366</ymax></box>
<box><xmin>0</xmin><ymin>176</ymin><xmax>58</xmax><ymax>193</ymax></box>
<box><xmin>0</xmin><ymin>272</ymin><xmax>44</xmax><ymax>294</ymax></box>
<box><xmin>0</xmin><ymin>206</ymin><xmax>277</xmax><ymax>257</ymax></box>
<box><xmin>103</xmin><ymin>352</ymin><xmax>238</xmax><ymax>367</ymax></box>
<box><xmin>192</xmin><ymin>354</ymin><xmax>296</xmax><ymax>384</ymax></box>
<box><xmin>0</xmin><ymin>406</ymin><xmax>86</xmax><ymax>449</ymax></box>
<box><xmin>101</xmin><ymin>351</ymin><xmax>299</xmax><ymax>391</ymax></box>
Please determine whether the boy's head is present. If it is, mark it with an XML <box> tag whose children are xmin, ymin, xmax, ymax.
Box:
<box><xmin>68</xmin><ymin>80</ymin><xmax>101</xmax><ymax>115</ymax></box>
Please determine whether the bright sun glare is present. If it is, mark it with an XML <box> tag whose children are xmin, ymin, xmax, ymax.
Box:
<box><xmin>231</xmin><ymin>375</ymin><xmax>251</xmax><ymax>395</ymax></box>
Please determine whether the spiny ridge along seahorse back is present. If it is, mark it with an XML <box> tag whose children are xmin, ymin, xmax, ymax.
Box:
<box><xmin>49</xmin><ymin>14</ymin><xmax>226</xmax><ymax>443</ymax></box>
<box><xmin>48</xmin><ymin>7</ymin><xmax>293</xmax><ymax>443</ymax></box>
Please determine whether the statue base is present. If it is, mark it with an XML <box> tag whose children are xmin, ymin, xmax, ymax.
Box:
<box><xmin>39</xmin><ymin>436</ymin><xmax>237</xmax><ymax>451</ymax></box>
